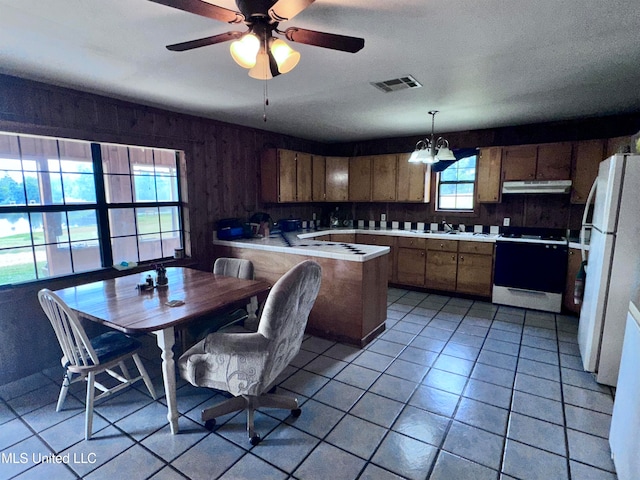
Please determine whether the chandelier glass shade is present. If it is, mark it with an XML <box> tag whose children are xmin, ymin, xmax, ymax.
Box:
<box><xmin>408</xmin><ymin>111</ymin><xmax>455</xmax><ymax>164</ymax></box>
<box><xmin>230</xmin><ymin>30</ymin><xmax>300</xmax><ymax>80</ymax></box>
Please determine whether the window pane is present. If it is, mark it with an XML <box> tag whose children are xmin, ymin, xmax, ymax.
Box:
<box><xmin>38</xmin><ymin>244</ymin><xmax>72</xmax><ymax>278</ymax></box>
<box><xmin>31</xmin><ymin>212</ymin><xmax>65</xmax><ymax>245</ymax></box>
<box><xmin>138</xmin><ymin>234</ymin><xmax>162</xmax><ymax>262</ymax></box>
<box><xmin>457</xmin><ymin>156</ymin><xmax>476</xmax><ymax>169</ymax></box>
<box><xmin>154</xmin><ymin>149</ymin><xmax>177</xmax><ymax>176</ymax></box>
<box><xmin>58</xmin><ymin>139</ymin><xmax>92</xmax><ymax>166</ymax></box>
<box><xmin>133</xmin><ymin>175</ymin><xmax>157</xmax><ymax>202</ymax></box>
<box><xmin>25</xmin><ymin>171</ymin><xmax>64</xmax><ymax>205</ymax></box>
<box><xmin>159</xmin><ymin>206</ymin><xmax>180</xmax><ymax>232</ymax></box>
<box><xmin>458</xmin><ymin>168</ymin><xmax>476</xmax><ymax>182</ymax></box>
<box><xmin>136</xmin><ymin>207</ymin><xmax>160</xmax><ymax>234</ymax></box>
<box><xmin>440</xmin><ymin>167</ymin><xmax>458</xmax><ymax>181</ymax></box>
<box><xmin>101</xmin><ymin>144</ymin><xmax>130</xmax><ymax>175</ymax></box>
<box><xmin>111</xmin><ymin>236</ymin><xmax>139</xmax><ymax>264</ymax></box>
<box><xmin>436</xmin><ymin>155</ymin><xmax>477</xmax><ymax>211</ymax></box>
<box><xmin>0</xmin><ymin>247</ymin><xmax>36</xmax><ymax>284</ymax></box>
<box><xmin>0</xmin><ymin>213</ymin><xmax>31</xmax><ymax>248</ymax></box>
<box><xmin>440</xmin><ymin>183</ymin><xmax>457</xmax><ymax>195</ymax></box>
<box><xmin>161</xmin><ymin>231</ymin><xmax>181</xmax><ymax>256</ymax></box>
<box><xmin>0</xmin><ymin>170</ymin><xmax>26</xmax><ymax>206</ymax></box>
<box><xmin>109</xmin><ymin>208</ymin><xmax>136</xmax><ymax>236</ymax></box>
<box><xmin>104</xmin><ymin>174</ymin><xmax>133</xmax><ymax>203</ymax></box>
<box><xmin>62</xmin><ymin>172</ymin><xmax>96</xmax><ymax>203</ymax></box>
<box><xmin>70</xmin><ymin>240</ymin><xmax>101</xmax><ymax>273</ymax></box>
<box><xmin>67</xmin><ymin>210</ymin><xmax>98</xmax><ymax>242</ymax></box>
<box><xmin>156</xmin><ymin>176</ymin><xmax>178</xmax><ymax>202</ymax></box>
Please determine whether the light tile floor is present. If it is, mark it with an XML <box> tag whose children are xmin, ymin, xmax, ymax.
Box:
<box><xmin>0</xmin><ymin>288</ymin><xmax>618</xmax><ymax>480</ymax></box>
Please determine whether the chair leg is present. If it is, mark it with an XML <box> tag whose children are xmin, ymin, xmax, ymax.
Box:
<box><xmin>247</xmin><ymin>405</ymin><xmax>258</xmax><ymax>443</ymax></box>
<box><xmin>85</xmin><ymin>372</ymin><xmax>96</xmax><ymax>441</ymax></box>
<box><xmin>56</xmin><ymin>372</ymin><xmax>72</xmax><ymax>412</ymax></box>
<box><xmin>132</xmin><ymin>354</ymin><xmax>157</xmax><ymax>400</ymax></box>
<box><xmin>254</xmin><ymin>393</ymin><xmax>299</xmax><ymax>411</ymax></box>
<box><xmin>118</xmin><ymin>361</ymin><xmax>131</xmax><ymax>380</ymax></box>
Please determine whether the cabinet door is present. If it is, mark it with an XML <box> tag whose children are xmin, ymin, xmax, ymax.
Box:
<box><xmin>502</xmin><ymin>145</ymin><xmax>537</xmax><ymax>181</ymax></box>
<box><xmin>456</xmin><ymin>253</ymin><xmax>493</xmax><ymax>296</ymax></box>
<box><xmin>296</xmin><ymin>152</ymin><xmax>313</xmax><ymax>202</ymax></box>
<box><xmin>477</xmin><ymin>147</ymin><xmax>502</xmax><ymax>203</ymax></box>
<box><xmin>278</xmin><ymin>149</ymin><xmax>297</xmax><ymax>202</ymax></box>
<box><xmin>312</xmin><ymin>155</ymin><xmax>326</xmax><ymax>201</ymax></box>
<box><xmin>426</xmin><ymin>251</ymin><xmax>458</xmax><ymax>291</ymax></box>
<box><xmin>260</xmin><ymin>148</ymin><xmax>278</xmax><ymax>203</ymax></box>
<box><xmin>397</xmin><ymin>154</ymin><xmax>427</xmax><ymax>202</ymax></box>
<box><xmin>571</xmin><ymin>139</ymin><xmax>605</xmax><ymax>204</ymax></box>
<box><xmin>563</xmin><ymin>248</ymin><xmax>582</xmax><ymax>314</ymax></box>
<box><xmin>325</xmin><ymin>156</ymin><xmax>349</xmax><ymax>201</ymax></box>
<box><xmin>397</xmin><ymin>247</ymin><xmax>426</xmax><ymax>286</ymax></box>
<box><xmin>349</xmin><ymin>156</ymin><xmax>372</xmax><ymax>201</ymax></box>
<box><xmin>536</xmin><ymin>142</ymin><xmax>571</xmax><ymax>180</ymax></box>
<box><xmin>330</xmin><ymin>233</ymin><xmax>355</xmax><ymax>243</ymax></box>
<box><xmin>371</xmin><ymin>154</ymin><xmax>397</xmax><ymax>201</ymax></box>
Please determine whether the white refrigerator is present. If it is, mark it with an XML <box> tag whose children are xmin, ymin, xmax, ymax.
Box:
<box><xmin>578</xmin><ymin>154</ymin><xmax>640</xmax><ymax>387</ymax></box>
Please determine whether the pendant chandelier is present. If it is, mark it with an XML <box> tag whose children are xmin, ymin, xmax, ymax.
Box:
<box><xmin>408</xmin><ymin>110</ymin><xmax>456</xmax><ymax>164</ymax></box>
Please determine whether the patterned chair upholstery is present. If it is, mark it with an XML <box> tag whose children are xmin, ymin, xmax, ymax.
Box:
<box><xmin>178</xmin><ymin>260</ymin><xmax>322</xmax><ymax>445</ymax></box>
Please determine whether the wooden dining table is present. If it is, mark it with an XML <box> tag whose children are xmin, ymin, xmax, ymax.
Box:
<box><xmin>54</xmin><ymin>266</ymin><xmax>271</xmax><ymax>434</ymax></box>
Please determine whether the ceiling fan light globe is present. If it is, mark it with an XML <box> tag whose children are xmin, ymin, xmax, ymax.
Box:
<box><xmin>230</xmin><ymin>34</ymin><xmax>260</xmax><ymax>68</ymax></box>
<box><xmin>248</xmin><ymin>51</ymin><xmax>273</xmax><ymax>80</ymax></box>
<box><xmin>270</xmin><ymin>39</ymin><xmax>300</xmax><ymax>74</ymax></box>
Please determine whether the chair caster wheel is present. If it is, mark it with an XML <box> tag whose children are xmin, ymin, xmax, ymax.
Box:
<box><xmin>250</xmin><ymin>434</ymin><xmax>261</xmax><ymax>446</ymax></box>
<box><xmin>291</xmin><ymin>408</ymin><xmax>302</xmax><ymax>418</ymax></box>
<box><xmin>204</xmin><ymin>419</ymin><xmax>216</xmax><ymax>431</ymax></box>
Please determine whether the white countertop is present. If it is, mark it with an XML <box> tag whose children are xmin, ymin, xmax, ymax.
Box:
<box><xmin>213</xmin><ymin>228</ymin><xmax>498</xmax><ymax>262</ymax></box>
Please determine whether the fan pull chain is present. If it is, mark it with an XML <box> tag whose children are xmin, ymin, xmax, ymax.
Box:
<box><xmin>263</xmin><ymin>77</ymin><xmax>269</xmax><ymax>122</ymax></box>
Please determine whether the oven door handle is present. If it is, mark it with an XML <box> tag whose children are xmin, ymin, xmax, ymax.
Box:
<box><xmin>506</xmin><ymin>288</ymin><xmax>548</xmax><ymax>297</ymax></box>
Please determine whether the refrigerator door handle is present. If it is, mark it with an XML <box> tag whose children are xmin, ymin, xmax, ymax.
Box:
<box><xmin>580</xmin><ymin>178</ymin><xmax>598</xmax><ymax>265</ymax></box>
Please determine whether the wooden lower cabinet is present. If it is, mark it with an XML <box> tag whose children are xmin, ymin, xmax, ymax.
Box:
<box><xmin>356</xmin><ymin>234</ymin><xmax>396</xmax><ymax>282</ymax></box>
<box><xmin>426</xmin><ymin>250</ymin><xmax>457</xmax><ymax>291</ymax></box>
<box><xmin>456</xmin><ymin>241</ymin><xmax>494</xmax><ymax>297</ymax></box>
<box><xmin>396</xmin><ymin>237</ymin><xmax>426</xmax><ymax>286</ymax></box>
<box><xmin>330</xmin><ymin>233</ymin><xmax>355</xmax><ymax>243</ymax></box>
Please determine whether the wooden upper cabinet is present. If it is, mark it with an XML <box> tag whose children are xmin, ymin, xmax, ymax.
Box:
<box><xmin>502</xmin><ymin>143</ymin><xmax>572</xmax><ymax>181</ymax></box>
<box><xmin>296</xmin><ymin>152</ymin><xmax>313</xmax><ymax>202</ymax></box>
<box><xmin>397</xmin><ymin>154</ymin><xmax>428</xmax><ymax>202</ymax></box>
<box><xmin>536</xmin><ymin>142</ymin><xmax>572</xmax><ymax>180</ymax></box>
<box><xmin>312</xmin><ymin>155</ymin><xmax>326</xmax><ymax>201</ymax></box>
<box><xmin>371</xmin><ymin>154</ymin><xmax>398</xmax><ymax>202</ymax></box>
<box><xmin>349</xmin><ymin>156</ymin><xmax>372</xmax><ymax>201</ymax></box>
<box><xmin>277</xmin><ymin>149</ymin><xmax>297</xmax><ymax>202</ymax></box>
<box><xmin>477</xmin><ymin>147</ymin><xmax>502</xmax><ymax>203</ymax></box>
<box><xmin>571</xmin><ymin>139</ymin><xmax>605</xmax><ymax>204</ymax></box>
<box><xmin>260</xmin><ymin>148</ymin><xmax>314</xmax><ymax>203</ymax></box>
<box><xmin>325</xmin><ymin>156</ymin><xmax>349</xmax><ymax>201</ymax></box>
<box><xmin>502</xmin><ymin>145</ymin><xmax>537</xmax><ymax>181</ymax></box>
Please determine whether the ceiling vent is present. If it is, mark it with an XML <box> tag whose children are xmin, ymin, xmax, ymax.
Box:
<box><xmin>371</xmin><ymin>75</ymin><xmax>422</xmax><ymax>93</ymax></box>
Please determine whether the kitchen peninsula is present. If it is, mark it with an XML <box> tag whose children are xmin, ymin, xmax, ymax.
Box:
<box><xmin>212</xmin><ymin>228</ymin><xmax>500</xmax><ymax>346</ymax></box>
<box><xmin>212</xmin><ymin>230</ymin><xmax>390</xmax><ymax>346</ymax></box>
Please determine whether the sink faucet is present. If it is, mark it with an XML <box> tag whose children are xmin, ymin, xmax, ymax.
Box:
<box><xmin>442</xmin><ymin>220</ymin><xmax>454</xmax><ymax>232</ymax></box>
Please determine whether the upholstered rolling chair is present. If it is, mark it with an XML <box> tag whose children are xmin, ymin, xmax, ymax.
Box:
<box><xmin>179</xmin><ymin>260</ymin><xmax>322</xmax><ymax>445</ymax></box>
<box><xmin>38</xmin><ymin>289</ymin><xmax>157</xmax><ymax>440</ymax></box>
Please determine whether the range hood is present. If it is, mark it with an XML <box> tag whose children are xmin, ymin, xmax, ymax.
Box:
<box><xmin>502</xmin><ymin>179</ymin><xmax>572</xmax><ymax>194</ymax></box>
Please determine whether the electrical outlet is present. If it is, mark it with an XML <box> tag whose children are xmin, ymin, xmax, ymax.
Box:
<box><xmin>381</xmin><ymin>214</ymin><xmax>386</xmax><ymax>222</ymax></box>
<box><xmin>503</xmin><ymin>217</ymin><xmax>510</xmax><ymax>227</ymax></box>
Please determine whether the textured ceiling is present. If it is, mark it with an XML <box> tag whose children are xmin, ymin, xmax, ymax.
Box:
<box><xmin>1</xmin><ymin>0</ymin><xmax>639</xmax><ymax>142</ymax></box>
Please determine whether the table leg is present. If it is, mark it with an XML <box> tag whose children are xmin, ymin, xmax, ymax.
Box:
<box><xmin>155</xmin><ymin>326</ymin><xmax>179</xmax><ymax>434</ymax></box>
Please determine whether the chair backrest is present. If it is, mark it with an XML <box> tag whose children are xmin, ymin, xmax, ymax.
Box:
<box><xmin>258</xmin><ymin>260</ymin><xmax>322</xmax><ymax>386</ymax></box>
<box><xmin>38</xmin><ymin>289</ymin><xmax>99</xmax><ymax>369</ymax></box>
<box><xmin>213</xmin><ymin>258</ymin><xmax>254</xmax><ymax>280</ymax></box>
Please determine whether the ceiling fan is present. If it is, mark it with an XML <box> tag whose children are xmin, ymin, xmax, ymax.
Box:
<box><xmin>149</xmin><ymin>0</ymin><xmax>365</xmax><ymax>79</ymax></box>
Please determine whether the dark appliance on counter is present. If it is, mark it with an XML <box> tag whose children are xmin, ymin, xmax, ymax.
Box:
<box><xmin>216</xmin><ymin>218</ymin><xmax>246</xmax><ymax>240</ymax></box>
<box><xmin>492</xmin><ymin>227</ymin><xmax>568</xmax><ymax>313</ymax></box>
<box><xmin>278</xmin><ymin>218</ymin><xmax>302</xmax><ymax>232</ymax></box>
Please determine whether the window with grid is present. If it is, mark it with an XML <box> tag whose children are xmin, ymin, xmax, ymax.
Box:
<box><xmin>0</xmin><ymin>132</ymin><xmax>184</xmax><ymax>287</ymax></box>
<box><xmin>436</xmin><ymin>155</ymin><xmax>477</xmax><ymax>211</ymax></box>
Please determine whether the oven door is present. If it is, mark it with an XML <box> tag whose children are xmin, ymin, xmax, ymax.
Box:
<box><xmin>494</xmin><ymin>241</ymin><xmax>568</xmax><ymax>293</ymax></box>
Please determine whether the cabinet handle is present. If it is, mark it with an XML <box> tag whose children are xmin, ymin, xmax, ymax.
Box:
<box><xmin>440</xmin><ymin>243</ymin><xmax>444</xmax><ymax>248</ymax></box>
<box><xmin>459</xmin><ymin>256</ymin><xmax>464</xmax><ymax>261</ymax></box>
<box><xmin>453</xmin><ymin>255</ymin><xmax>458</xmax><ymax>261</ymax></box>
<box><xmin>421</xmin><ymin>251</ymin><xmax>425</xmax><ymax>257</ymax></box>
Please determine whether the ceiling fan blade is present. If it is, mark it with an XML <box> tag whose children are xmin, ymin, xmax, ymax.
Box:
<box><xmin>149</xmin><ymin>0</ymin><xmax>244</xmax><ymax>24</ymax></box>
<box><xmin>268</xmin><ymin>0</ymin><xmax>315</xmax><ymax>22</ymax></box>
<box><xmin>166</xmin><ymin>31</ymin><xmax>244</xmax><ymax>51</ymax></box>
<box><xmin>284</xmin><ymin>27</ymin><xmax>364</xmax><ymax>53</ymax></box>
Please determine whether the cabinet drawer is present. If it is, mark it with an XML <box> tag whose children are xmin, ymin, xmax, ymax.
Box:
<box><xmin>458</xmin><ymin>241</ymin><xmax>494</xmax><ymax>255</ymax></box>
<box><xmin>426</xmin><ymin>239</ymin><xmax>458</xmax><ymax>252</ymax></box>
<box><xmin>397</xmin><ymin>237</ymin><xmax>426</xmax><ymax>249</ymax></box>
